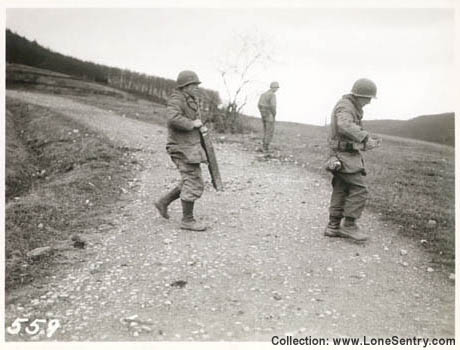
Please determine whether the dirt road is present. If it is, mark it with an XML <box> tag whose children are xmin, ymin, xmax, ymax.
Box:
<box><xmin>5</xmin><ymin>90</ymin><xmax>455</xmax><ymax>342</ymax></box>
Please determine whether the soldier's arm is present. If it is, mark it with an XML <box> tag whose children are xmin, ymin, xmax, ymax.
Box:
<box><xmin>166</xmin><ymin>97</ymin><xmax>195</xmax><ymax>131</ymax></box>
<box><xmin>336</xmin><ymin>107</ymin><xmax>368</xmax><ymax>142</ymax></box>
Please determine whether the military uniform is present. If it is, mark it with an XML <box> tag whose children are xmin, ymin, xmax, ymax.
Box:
<box><xmin>324</xmin><ymin>79</ymin><xmax>378</xmax><ymax>241</ymax></box>
<box><xmin>155</xmin><ymin>70</ymin><xmax>208</xmax><ymax>231</ymax></box>
<box><xmin>327</xmin><ymin>93</ymin><xmax>369</xmax><ymax>220</ymax></box>
<box><xmin>258</xmin><ymin>86</ymin><xmax>278</xmax><ymax>151</ymax></box>
<box><xmin>166</xmin><ymin>90</ymin><xmax>207</xmax><ymax>202</ymax></box>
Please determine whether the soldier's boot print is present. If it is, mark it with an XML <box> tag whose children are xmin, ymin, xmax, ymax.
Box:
<box><xmin>180</xmin><ymin>200</ymin><xmax>207</xmax><ymax>231</ymax></box>
<box><xmin>324</xmin><ymin>216</ymin><xmax>342</xmax><ymax>237</ymax></box>
<box><xmin>154</xmin><ymin>186</ymin><xmax>181</xmax><ymax>219</ymax></box>
<box><xmin>338</xmin><ymin>217</ymin><xmax>368</xmax><ymax>242</ymax></box>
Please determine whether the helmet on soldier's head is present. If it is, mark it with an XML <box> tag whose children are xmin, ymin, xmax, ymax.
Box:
<box><xmin>351</xmin><ymin>78</ymin><xmax>377</xmax><ymax>98</ymax></box>
<box><xmin>177</xmin><ymin>70</ymin><xmax>201</xmax><ymax>88</ymax></box>
<box><xmin>270</xmin><ymin>81</ymin><xmax>280</xmax><ymax>89</ymax></box>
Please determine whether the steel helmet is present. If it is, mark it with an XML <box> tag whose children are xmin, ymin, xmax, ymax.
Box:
<box><xmin>351</xmin><ymin>78</ymin><xmax>377</xmax><ymax>99</ymax></box>
<box><xmin>177</xmin><ymin>70</ymin><xmax>201</xmax><ymax>88</ymax></box>
<box><xmin>270</xmin><ymin>81</ymin><xmax>280</xmax><ymax>89</ymax></box>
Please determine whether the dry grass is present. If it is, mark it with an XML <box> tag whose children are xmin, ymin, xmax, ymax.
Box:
<box><xmin>5</xmin><ymin>98</ymin><xmax>135</xmax><ymax>289</ymax></box>
<box><xmin>365</xmin><ymin>136</ymin><xmax>454</xmax><ymax>262</ymax></box>
<box><xmin>5</xmin><ymin>109</ymin><xmax>36</xmax><ymax>198</ymax></box>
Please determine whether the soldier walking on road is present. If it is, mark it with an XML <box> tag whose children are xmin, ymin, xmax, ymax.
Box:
<box><xmin>258</xmin><ymin>81</ymin><xmax>279</xmax><ymax>153</ymax></box>
<box><xmin>155</xmin><ymin>70</ymin><xmax>209</xmax><ymax>231</ymax></box>
<box><xmin>324</xmin><ymin>78</ymin><xmax>381</xmax><ymax>242</ymax></box>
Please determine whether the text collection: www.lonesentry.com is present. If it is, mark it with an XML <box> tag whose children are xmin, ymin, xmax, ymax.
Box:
<box><xmin>271</xmin><ymin>335</ymin><xmax>455</xmax><ymax>347</ymax></box>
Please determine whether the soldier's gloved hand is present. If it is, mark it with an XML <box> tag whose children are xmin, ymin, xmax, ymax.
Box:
<box><xmin>364</xmin><ymin>136</ymin><xmax>382</xmax><ymax>150</ymax></box>
<box><xmin>199</xmin><ymin>126</ymin><xmax>208</xmax><ymax>134</ymax></box>
<box><xmin>192</xmin><ymin>120</ymin><xmax>203</xmax><ymax>128</ymax></box>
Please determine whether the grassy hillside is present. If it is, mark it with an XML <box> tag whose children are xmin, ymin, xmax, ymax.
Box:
<box><xmin>365</xmin><ymin>113</ymin><xmax>454</xmax><ymax>146</ymax></box>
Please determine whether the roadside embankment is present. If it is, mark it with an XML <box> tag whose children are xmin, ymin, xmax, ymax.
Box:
<box><xmin>5</xmin><ymin>97</ymin><xmax>137</xmax><ymax>290</ymax></box>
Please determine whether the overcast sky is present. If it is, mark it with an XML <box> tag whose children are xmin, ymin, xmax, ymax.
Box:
<box><xmin>5</xmin><ymin>2</ymin><xmax>456</xmax><ymax>125</ymax></box>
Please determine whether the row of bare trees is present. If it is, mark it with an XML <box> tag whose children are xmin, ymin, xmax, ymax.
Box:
<box><xmin>6</xmin><ymin>29</ymin><xmax>221</xmax><ymax>109</ymax></box>
<box><xmin>107</xmin><ymin>68</ymin><xmax>174</xmax><ymax>101</ymax></box>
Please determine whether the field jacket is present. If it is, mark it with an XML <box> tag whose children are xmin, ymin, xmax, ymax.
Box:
<box><xmin>165</xmin><ymin>90</ymin><xmax>207</xmax><ymax>164</ymax></box>
<box><xmin>258</xmin><ymin>90</ymin><xmax>277</xmax><ymax>116</ymax></box>
<box><xmin>328</xmin><ymin>94</ymin><xmax>369</xmax><ymax>174</ymax></box>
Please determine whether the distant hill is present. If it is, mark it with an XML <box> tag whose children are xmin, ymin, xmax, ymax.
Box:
<box><xmin>5</xmin><ymin>29</ymin><xmax>221</xmax><ymax>106</ymax></box>
<box><xmin>365</xmin><ymin>113</ymin><xmax>455</xmax><ymax>146</ymax></box>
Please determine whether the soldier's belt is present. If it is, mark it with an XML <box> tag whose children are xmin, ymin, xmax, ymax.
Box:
<box><xmin>331</xmin><ymin>140</ymin><xmax>363</xmax><ymax>152</ymax></box>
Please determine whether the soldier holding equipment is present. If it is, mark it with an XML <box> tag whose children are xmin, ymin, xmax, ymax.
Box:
<box><xmin>155</xmin><ymin>70</ymin><xmax>209</xmax><ymax>231</ymax></box>
<box><xmin>324</xmin><ymin>78</ymin><xmax>381</xmax><ymax>242</ymax></box>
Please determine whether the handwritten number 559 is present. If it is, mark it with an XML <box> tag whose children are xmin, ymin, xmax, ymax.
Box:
<box><xmin>7</xmin><ymin>318</ymin><xmax>61</xmax><ymax>338</ymax></box>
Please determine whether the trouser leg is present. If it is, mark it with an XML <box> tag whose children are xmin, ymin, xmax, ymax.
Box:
<box><xmin>326</xmin><ymin>172</ymin><xmax>369</xmax><ymax>242</ymax></box>
<box><xmin>170</xmin><ymin>157</ymin><xmax>207</xmax><ymax>231</ymax></box>
<box><xmin>265</xmin><ymin>121</ymin><xmax>275</xmax><ymax>149</ymax></box>
<box><xmin>339</xmin><ymin>172</ymin><xmax>368</xmax><ymax>219</ymax></box>
<box><xmin>172</xmin><ymin>158</ymin><xmax>204</xmax><ymax>203</ymax></box>
<box><xmin>261</xmin><ymin>110</ymin><xmax>274</xmax><ymax>151</ymax></box>
<box><xmin>262</xmin><ymin>118</ymin><xmax>268</xmax><ymax>150</ymax></box>
<box><xmin>339</xmin><ymin>172</ymin><xmax>369</xmax><ymax>242</ymax></box>
<box><xmin>329</xmin><ymin>175</ymin><xmax>348</xmax><ymax>220</ymax></box>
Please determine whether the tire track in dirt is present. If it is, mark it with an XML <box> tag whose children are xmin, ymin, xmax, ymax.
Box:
<box><xmin>5</xmin><ymin>90</ymin><xmax>454</xmax><ymax>341</ymax></box>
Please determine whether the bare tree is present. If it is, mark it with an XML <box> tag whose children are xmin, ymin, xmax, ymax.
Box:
<box><xmin>217</xmin><ymin>32</ymin><xmax>275</xmax><ymax>133</ymax></box>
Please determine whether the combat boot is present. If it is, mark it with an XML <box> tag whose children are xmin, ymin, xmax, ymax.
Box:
<box><xmin>154</xmin><ymin>186</ymin><xmax>181</xmax><ymax>219</ymax></box>
<box><xmin>324</xmin><ymin>216</ymin><xmax>342</xmax><ymax>237</ymax></box>
<box><xmin>180</xmin><ymin>200</ymin><xmax>207</xmax><ymax>231</ymax></box>
<box><xmin>338</xmin><ymin>217</ymin><xmax>368</xmax><ymax>242</ymax></box>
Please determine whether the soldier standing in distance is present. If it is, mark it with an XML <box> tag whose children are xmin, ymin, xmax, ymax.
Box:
<box><xmin>155</xmin><ymin>70</ymin><xmax>208</xmax><ymax>231</ymax></box>
<box><xmin>258</xmin><ymin>81</ymin><xmax>279</xmax><ymax>153</ymax></box>
<box><xmin>324</xmin><ymin>78</ymin><xmax>379</xmax><ymax>242</ymax></box>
